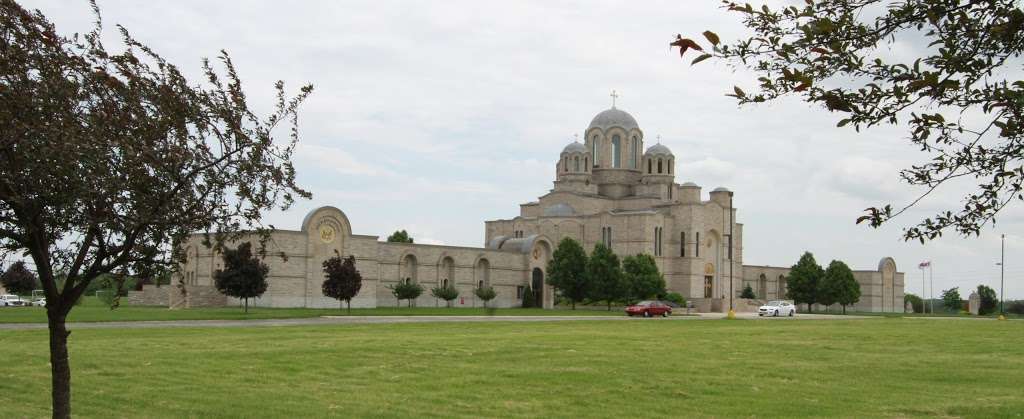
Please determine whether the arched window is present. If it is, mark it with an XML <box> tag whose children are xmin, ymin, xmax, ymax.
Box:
<box><xmin>668</xmin><ymin>159</ymin><xmax>673</xmax><ymax>174</ymax></box>
<box><xmin>585</xmin><ymin>157</ymin><xmax>589</xmax><ymax>169</ymax></box>
<box><xmin>657</xmin><ymin>159</ymin><xmax>663</xmax><ymax>174</ymax></box>
<box><xmin>778</xmin><ymin>275</ymin><xmax>787</xmax><ymax>298</ymax></box>
<box><xmin>612</xmin><ymin>135</ymin><xmax>621</xmax><ymax>168</ymax></box>
<box><xmin>647</xmin><ymin>159</ymin><xmax>652</xmax><ymax>174</ymax></box>
<box><xmin>695</xmin><ymin>232</ymin><xmax>701</xmax><ymax>257</ymax></box>
<box><xmin>631</xmin><ymin>136</ymin><xmax>638</xmax><ymax>169</ymax></box>
<box><xmin>668</xmin><ymin>185</ymin><xmax>673</xmax><ymax>200</ymax></box>
<box><xmin>478</xmin><ymin>280</ymin><xmax>483</xmax><ymax>289</ymax></box>
<box><xmin>442</xmin><ymin>279</ymin><xmax>449</xmax><ymax>288</ymax></box>
<box><xmin>563</xmin><ymin>157</ymin><xmax>568</xmax><ymax>172</ymax></box>
<box><xmin>758</xmin><ymin>274</ymin><xmax>767</xmax><ymax>299</ymax></box>
<box><xmin>591</xmin><ymin>135</ymin><xmax>599</xmax><ymax>165</ymax></box>
<box><xmin>574</xmin><ymin>156</ymin><xmax>580</xmax><ymax>172</ymax></box>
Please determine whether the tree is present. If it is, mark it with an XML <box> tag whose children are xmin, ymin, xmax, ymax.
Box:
<box><xmin>822</xmin><ymin>260</ymin><xmax>860</xmax><ymax>314</ymax></box>
<box><xmin>739</xmin><ymin>284</ymin><xmax>756</xmax><ymax>299</ymax></box>
<box><xmin>677</xmin><ymin>1</ymin><xmax>1024</xmax><ymax>242</ymax></box>
<box><xmin>214</xmin><ymin>243</ymin><xmax>269</xmax><ymax>313</ymax></box>
<box><xmin>521</xmin><ymin>285</ymin><xmax>537</xmax><ymax>308</ymax></box>
<box><xmin>0</xmin><ymin>260</ymin><xmax>38</xmax><ymax>295</ymax></box>
<box><xmin>786</xmin><ymin>252</ymin><xmax>824</xmax><ymax>313</ymax></box>
<box><xmin>322</xmin><ymin>255</ymin><xmax>363</xmax><ymax>314</ymax></box>
<box><xmin>386</xmin><ymin>230</ymin><xmax>414</xmax><ymax>243</ymax></box>
<box><xmin>622</xmin><ymin>254</ymin><xmax>667</xmax><ymax>303</ymax></box>
<box><xmin>905</xmin><ymin>293</ymin><xmax>924</xmax><ymax>313</ymax></box>
<box><xmin>941</xmin><ymin>287</ymin><xmax>962</xmax><ymax>313</ymax></box>
<box><xmin>977</xmin><ymin>284</ymin><xmax>999</xmax><ymax>315</ymax></box>
<box><xmin>0</xmin><ymin>3</ymin><xmax>311</xmax><ymax>415</ymax></box>
<box><xmin>430</xmin><ymin>284</ymin><xmax>459</xmax><ymax>308</ymax></box>
<box><xmin>475</xmin><ymin>286</ymin><xmax>497</xmax><ymax>308</ymax></box>
<box><xmin>546</xmin><ymin>237</ymin><xmax>590</xmax><ymax>309</ymax></box>
<box><xmin>389</xmin><ymin>281</ymin><xmax>423</xmax><ymax>307</ymax></box>
<box><xmin>587</xmin><ymin>243</ymin><xmax>625</xmax><ymax>311</ymax></box>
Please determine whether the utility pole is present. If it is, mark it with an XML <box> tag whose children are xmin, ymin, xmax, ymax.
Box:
<box><xmin>920</xmin><ymin>264</ymin><xmax>926</xmax><ymax>314</ymax></box>
<box><xmin>1001</xmin><ymin>234</ymin><xmax>1005</xmax><ymax>315</ymax></box>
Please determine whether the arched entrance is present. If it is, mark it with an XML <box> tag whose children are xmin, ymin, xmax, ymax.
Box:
<box><xmin>532</xmin><ymin>267</ymin><xmax>544</xmax><ymax>307</ymax></box>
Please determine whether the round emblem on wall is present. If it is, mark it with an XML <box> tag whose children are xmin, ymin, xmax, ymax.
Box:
<box><xmin>704</xmin><ymin>263</ymin><xmax>715</xmax><ymax>275</ymax></box>
<box><xmin>319</xmin><ymin>224</ymin><xmax>336</xmax><ymax>243</ymax></box>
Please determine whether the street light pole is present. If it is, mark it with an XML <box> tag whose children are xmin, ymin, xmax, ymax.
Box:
<box><xmin>728</xmin><ymin>191</ymin><xmax>734</xmax><ymax>312</ymax></box>
<box><xmin>929</xmin><ymin>262</ymin><xmax>934</xmax><ymax>315</ymax></box>
<box><xmin>1001</xmin><ymin>234</ymin><xmax>1005</xmax><ymax>315</ymax></box>
<box><xmin>920</xmin><ymin>265</ymin><xmax>926</xmax><ymax>314</ymax></box>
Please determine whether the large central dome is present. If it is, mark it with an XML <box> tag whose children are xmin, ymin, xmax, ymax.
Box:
<box><xmin>588</xmin><ymin>108</ymin><xmax>639</xmax><ymax>131</ymax></box>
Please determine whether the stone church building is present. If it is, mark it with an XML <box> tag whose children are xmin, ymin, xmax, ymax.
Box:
<box><xmin>167</xmin><ymin>106</ymin><xmax>905</xmax><ymax>312</ymax></box>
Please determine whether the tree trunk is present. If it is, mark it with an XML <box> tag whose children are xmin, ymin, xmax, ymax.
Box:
<box><xmin>572</xmin><ymin>300</ymin><xmax>576</xmax><ymax>310</ymax></box>
<box><xmin>346</xmin><ymin>300</ymin><xmax>351</xmax><ymax>315</ymax></box>
<box><xmin>48</xmin><ymin>310</ymin><xmax>72</xmax><ymax>419</ymax></box>
<box><xmin>842</xmin><ymin>304</ymin><xmax>847</xmax><ymax>315</ymax></box>
<box><xmin>244</xmin><ymin>298</ymin><xmax>248</xmax><ymax>313</ymax></box>
<box><xmin>607</xmin><ymin>301</ymin><xmax>611</xmax><ymax>311</ymax></box>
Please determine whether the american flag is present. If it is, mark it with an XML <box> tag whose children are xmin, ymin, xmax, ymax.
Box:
<box><xmin>918</xmin><ymin>261</ymin><xmax>931</xmax><ymax>269</ymax></box>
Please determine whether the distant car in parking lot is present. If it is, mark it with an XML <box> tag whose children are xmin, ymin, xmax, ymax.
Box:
<box><xmin>758</xmin><ymin>301</ymin><xmax>795</xmax><ymax>317</ymax></box>
<box><xmin>31</xmin><ymin>298</ymin><xmax>46</xmax><ymax>307</ymax></box>
<box><xmin>625</xmin><ymin>300</ymin><xmax>672</xmax><ymax>317</ymax></box>
<box><xmin>1</xmin><ymin>294</ymin><xmax>25</xmax><ymax>307</ymax></box>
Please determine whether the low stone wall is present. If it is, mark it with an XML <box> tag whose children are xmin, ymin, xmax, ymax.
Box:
<box><xmin>125</xmin><ymin>285</ymin><xmax>170</xmax><ymax>306</ymax></box>
<box><xmin>168</xmin><ymin>284</ymin><xmax>227</xmax><ymax>308</ymax></box>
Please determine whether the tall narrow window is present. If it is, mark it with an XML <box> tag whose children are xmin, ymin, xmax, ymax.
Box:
<box><xmin>668</xmin><ymin>159</ymin><xmax>673</xmax><ymax>174</ymax></box>
<box><xmin>647</xmin><ymin>160</ymin><xmax>652</xmax><ymax>174</ymax></box>
<box><xmin>592</xmin><ymin>135</ymin><xmax>599</xmax><ymax>165</ymax></box>
<box><xmin>654</xmin><ymin>228</ymin><xmax>659</xmax><ymax>256</ymax></box>
<box><xmin>695</xmin><ymin>232</ymin><xmax>701</xmax><ymax>257</ymax></box>
<box><xmin>585</xmin><ymin>157</ymin><xmax>588</xmax><ymax>169</ymax></box>
<box><xmin>574</xmin><ymin>156</ymin><xmax>580</xmax><ymax>172</ymax></box>
<box><xmin>608</xmin><ymin>227</ymin><xmax>612</xmax><ymax>247</ymax></box>
<box><xmin>658</xmin><ymin>159</ymin><xmax>663</xmax><ymax>174</ymax></box>
<box><xmin>563</xmin><ymin>157</ymin><xmax>568</xmax><ymax>172</ymax></box>
<box><xmin>631</xmin><ymin>137</ymin><xmax>638</xmax><ymax>169</ymax></box>
<box><xmin>680</xmin><ymin>232</ymin><xmax>686</xmax><ymax>257</ymax></box>
<box><xmin>612</xmin><ymin>135</ymin><xmax>621</xmax><ymax>168</ymax></box>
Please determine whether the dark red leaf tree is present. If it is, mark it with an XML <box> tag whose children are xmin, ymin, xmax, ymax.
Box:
<box><xmin>322</xmin><ymin>254</ymin><xmax>363</xmax><ymax>313</ymax></box>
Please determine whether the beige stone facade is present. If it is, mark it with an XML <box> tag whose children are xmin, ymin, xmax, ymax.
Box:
<box><xmin>172</xmin><ymin>106</ymin><xmax>905</xmax><ymax>312</ymax></box>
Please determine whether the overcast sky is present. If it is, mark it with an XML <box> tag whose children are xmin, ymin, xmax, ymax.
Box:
<box><xmin>21</xmin><ymin>0</ymin><xmax>1023</xmax><ymax>299</ymax></box>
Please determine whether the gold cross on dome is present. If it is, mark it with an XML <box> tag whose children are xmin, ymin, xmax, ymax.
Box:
<box><xmin>610</xmin><ymin>90</ymin><xmax>619</xmax><ymax>108</ymax></box>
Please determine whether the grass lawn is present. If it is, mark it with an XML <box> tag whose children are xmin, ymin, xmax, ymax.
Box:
<box><xmin>1</xmin><ymin>318</ymin><xmax>1022</xmax><ymax>418</ymax></box>
<box><xmin>0</xmin><ymin>297</ymin><xmax>617</xmax><ymax>324</ymax></box>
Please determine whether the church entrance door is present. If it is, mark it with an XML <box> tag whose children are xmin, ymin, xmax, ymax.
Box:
<box><xmin>704</xmin><ymin>276</ymin><xmax>713</xmax><ymax>298</ymax></box>
<box><xmin>532</xmin><ymin>268</ymin><xmax>544</xmax><ymax>307</ymax></box>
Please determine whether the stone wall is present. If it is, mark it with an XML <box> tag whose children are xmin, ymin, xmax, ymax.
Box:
<box><xmin>125</xmin><ymin>285</ymin><xmax>170</xmax><ymax>306</ymax></box>
<box><xmin>168</xmin><ymin>284</ymin><xmax>227</xmax><ymax>308</ymax></box>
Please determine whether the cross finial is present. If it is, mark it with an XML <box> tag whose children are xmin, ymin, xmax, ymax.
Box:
<box><xmin>656</xmin><ymin>134</ymin><xmax>662</xmax><ymax>144</ymax></box>
<box><xmin>610</xmin><ymin>90</ymin><xmax>619</xmax><ymax>108</ymax></box>
<box><xmin>573</xmin><ymin>133</ymin><xmax>579</xmax><ymax>142</ymax></box>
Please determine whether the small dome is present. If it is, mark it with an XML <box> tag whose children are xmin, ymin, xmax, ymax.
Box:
<box><xmin>681</xmin><ymin>182</ymin><xmax>699</xmax><ymax>187</ymax></box>
<box><xmin>711</xmin><ymin>186</ymin><xmax>731</xmax><ymax>193</ymax></box>
<box><xmin>542</xmin><ymin>203</ymin><xmax>575</xmax><ymax>217</ymax></box>
<box><xmin>561</xmin><ymin>141</ymin><xmax>586</xmax><ymax>154</ymax></box>
<box><xmin>589</xmin><ymin>108</ymin><xmax>639</xmax><ymax>131</ymax></box>
<box><xmin>645</xmin><ymin>143</ymin><xmax>673</xmax><ymax>156</ymax></box>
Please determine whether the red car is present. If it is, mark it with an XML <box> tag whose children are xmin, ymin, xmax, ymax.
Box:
<box><xmin>625</xmin><ymin>301</ymin><xmax>672</xmax><ymax>317</ymax></box>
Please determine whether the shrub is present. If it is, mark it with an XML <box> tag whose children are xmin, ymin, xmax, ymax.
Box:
<box><xmin>663</xmin><ymin>292</ymin><xmax>685</xmax><ymax>306</ymax></box>
<box><xmin>976</xmin><ymin>285</ymin><xmax>998</xmax><ymax>315</ymax></box>
<box><xmin>1006</xmin><ymin>301</ymin><xmax>1024</xmax><ymax>315</ymax></box>
<box><xmin>905</xmin><ymin>293</ymin><xmax>924</xmax><ymax>313</ymax></box>
<box><xmin>474</xmin><ymin>286</ymin><xmax>497</xmax><ymax>308</ymax></box>
<box><xmin>739</xmin><ymin>285</ymin><xmax>756</xmax><ymax>299</ymax></box>
<box><xmin>522</xmin><ymin>285</ymin><xmax>536</xmax><ymax>308</ymax></box>
<box><xmin>430</xmin><ymin>285</ymin><xmax>459</xmax><ymax>307</ymax></box>
<box><xmin>389</xmin><ymin>281</ymin><xmax>424</xmax><ymax>307</ymax></box>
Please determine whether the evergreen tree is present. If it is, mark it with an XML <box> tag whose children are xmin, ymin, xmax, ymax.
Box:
<box><xmin>430</xmin><ymin>284</ymin><xmax>459</xmax><ymax>308</ymax></box>
<box><xmin>474</xmin><ymin>286</ymin><xmax>497</xmax><ymax>308</ymax></box>
<box><xmin>822</xmin><ymin>260</ymin><xmax>859</xmax><ymax>314</ymax></box>
<box><xmin>977</xmin><ymin>285</ymin><xmax>998</xmax><ymax>315</ymax></box>
<box><xmin>546</xmin><ymin>237</ymin><xmax>590</xmax><ymax>309</ymax></box>
<box><xmin>622</xmin><ymin>254</ymin><xmax>666</xmax><ymax>303</ymax></box>
<box><xmin>739</xmin><ymin>284</ymin><xmax>756</xmax><ymax>299</ymax></box>
<box><xmin>214</xmin><ymin>243</ymin><xmax>270</xmax><ymax>313</ymax></box>
<box><xmin>0</xmin><ymin>261</ymin><xmax>38</xmax><ymax>295</ymax></box>
<box><xmin>521</xmin><ymin>285</ymin><xmax>536</xmax><ymax>308</ymax></box>
<box><xmin>322</xmin><ymin>254</ymin><xmax>363</xmax><ymax>314</ymax></box>
<box><xmin>587</xmin><ymin>243</ymin><xmax>625</xmax><ymax>311</ymax></box>
<box><xmin>940</xmin><ymin>287</ymin><xmax>962</xmax><ymax>313</ymax></box>
<box><xmin>386</xmin><ymin>230</ymin><xmax>414</xmax><ymax>243</ymax></box>
<box><xmin>787</xmin><ymin>252</ymin><xmax>824</xmax><ymax>313</ymax></box>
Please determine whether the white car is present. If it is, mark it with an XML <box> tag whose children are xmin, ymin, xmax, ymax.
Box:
<box><xmin>31</xmin><ymin>298</ymin><xmax>46</xmax><ymax>307</ymax></box>
<box><xmin>0</xmin><ymin>295</ymin><xmax>25</xmax><ymax>307</ymax></box>
<box><xmin>758</xmin><ymin>301</ymin><xmax>795</xmax><ymax>317</ymax></box>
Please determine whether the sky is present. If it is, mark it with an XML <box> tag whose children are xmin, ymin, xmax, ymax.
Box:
<box><xmin>17</xmin><ymin>0</ymin><xmax>1024</xmax><ymax>299</ymax></box>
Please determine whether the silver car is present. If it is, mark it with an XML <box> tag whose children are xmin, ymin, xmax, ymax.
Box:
<box><xmin>758</xmin><ymin>301</ymin><xmax>795</xmax><ymax>317</ymax></box>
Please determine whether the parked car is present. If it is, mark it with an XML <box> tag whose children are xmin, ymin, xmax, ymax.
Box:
<box><xmin>758</xmin><ymin>301</ymin><xmax>795</xmax><ymax>317</ymax></box>
<box><xmin>31</xmin><ymin>298</ymin><xmax>46</xmax><ymax>307</ymax></box>
<box><xmin>625</xmin><ymin>300</ymin><xmax>672</xmax><ymax>317</ymax></box>
<box><xmin>1</xmin><ymin>294</ymin><xmax>25</xmax><ymax>307</ymax></box>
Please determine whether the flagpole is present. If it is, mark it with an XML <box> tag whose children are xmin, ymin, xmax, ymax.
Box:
<box><xmin>929</xmin><ymin>263</ymin><xmax>934</xmax><ymax>315</ymax></box>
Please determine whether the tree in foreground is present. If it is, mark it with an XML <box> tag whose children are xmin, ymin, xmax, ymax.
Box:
<box><xmin>546</xmin><ymin>237</ymin><xmax>589</xmax><ymax>309</ymax></box>
<box><xmin>521</xmin><ymin>285</ymin><xmax>537</xmax><ymax>308</ymax></box>
<box><xmin>389</xmin><ymin>281</ymin><xmax>423</xmax><ymax>307</ymax></box>
<box><xmin>1</xmin><ymin>260</ymin><xmax>38</xmax><ymax>295</ymax></box>
<box><xmin>676</xmin><ymin>1</ymin><xmax>1024</xmax><ymax>242</ymax></box>
<box><xmin>976</xmin><ymin>285</ymin><xmax>999</xmax><ymax>315</ymax></box>
<box><xmin>940</xmin><ymin>287</ymin><xmax>962</xmax><ymax>313</ymax></box>
<box><xmin>787</xmin><ymin>252</ymin><xmax>824</xmax><ymax>313</ymax></box>
<box><xmin>821</xmin><ymin>260</ymin><xmax>860</xmax><ymax>314</ymax></box>
<box><xmin>430</xmin><ymin>284</ymin><xmax>459</xmax><ymax>308</ymax></box>
<box><xmin>386</xmin><ymin>230</ymin><xmax>414</xmax><ymax>243</ymax></box>
<box><xmin>622</xmin><ymin>254</ymin><xmax>666</xmax><ymax>303</ymax></box>
<box><xmin>322</xmin><ymin>255</ymin><xmax>363</xmax><ymax>313</ymax></box>
<box><xmin>0</xmin><ymin>2</ymin><xmax>312</xmax><ymax>416</ymax></box>
<box><xmin>475</xmin><ymin>286</ymin><xmax>497</xmax><ymax>308</ymax></box>
<box><xmin>739</xmin><ymin>284</ymin><xmax>756</xmax><ymax>299</ymax></box>
<box><xmin>214</xmin><ymin>243</ymin><xmax>269</xmax><ymax>313</ymax></box>
<box><xmin>587</xmin><ymin>244</ymin><xmax>625</xmax><ymax>311</ymax></box>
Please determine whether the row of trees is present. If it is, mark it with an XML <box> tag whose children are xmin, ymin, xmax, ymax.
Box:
<box><xmin>387</xmin><ymin>282</ymin><xmax>497</xmax><ymax>308</ymax></box>
<box><xmin>938</xmin><ymin>285</ymin><xmax>1000</xmax><ymax>315</ymax></box>
<box><xmin>547</xmin><ymin>238</ymin><xmax>670</xmax><ymax>310</ymax></box>
<box><xmin>786</xmin><ymin>252</ymin><xmax>861</xmax><ymax>314</ymax></box>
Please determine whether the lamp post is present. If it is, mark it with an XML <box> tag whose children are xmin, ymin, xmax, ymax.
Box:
<box><xmin>1000</xmin><ymin>234</ymin><xmax>1005</xmax><ymax>316</ymax></box>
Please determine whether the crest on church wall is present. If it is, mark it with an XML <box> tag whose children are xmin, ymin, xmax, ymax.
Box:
<box><xmin>315</xmin><ymin>217</ymin><xmax>342</xmax><ymax>244</ymax></box>
<box><xmin>704</xmin><ymin>263</ymin><xmax>715</xmax><ymax>275</ymax></box>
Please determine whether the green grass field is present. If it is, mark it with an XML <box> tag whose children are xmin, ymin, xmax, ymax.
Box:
<box><xmin>0</xmin><ymin>297</ymin><xmax>618</xmax><ymax>324</ymax></box>
<box><xmin>1</xmin><ymin>318</ymin><xmax>1021</xmax><ymax>418</ymax></box>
